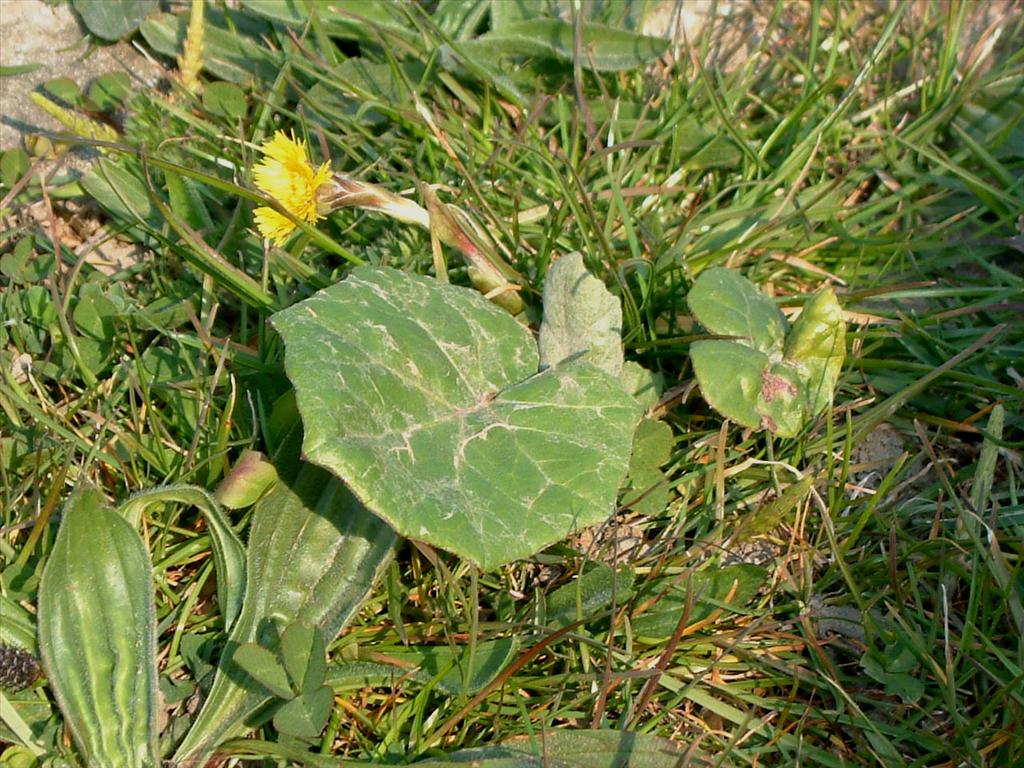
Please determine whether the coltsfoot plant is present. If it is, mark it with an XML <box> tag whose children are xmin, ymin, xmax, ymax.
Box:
<box><xmin>687</xmin><ymin>268</ymin><xmax>846</xmax><ymax>437</ymax></box>
<box><xmin>30</xmin><ymin>255</ymin><xmax>656</xmax><ymax>766</ymax></box>
<box><xmin>272</xmin><ymin>257</ymin><xmax>646</xmax><ymax>570</ymax></box>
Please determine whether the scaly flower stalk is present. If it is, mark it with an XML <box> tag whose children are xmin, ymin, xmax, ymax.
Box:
<box><xmin>317</xmin><ymin>173</ymin><xmax>430</xmax><ymax>229</ymax></box>
<box><xmin>251</xmin><ymin>132</ymin><xmax>524</xmax><ymax>313</ymax></box>
<box><xmin>252</xmin><ymin>131</ymin><xmax>332</xmax><ymax>246</ymax></box>
<box><xmin>417</xmin><ymin>183</ymin><xmax>524</xmax><ymax>314</ymax></box>
<box><xmin>317</xmin><ymin>175</ymin><xmax>522</xmax><ymax>312</ymax></box>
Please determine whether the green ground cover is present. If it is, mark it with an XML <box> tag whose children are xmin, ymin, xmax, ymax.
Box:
<box><xmin>1</xmin><ymin>1</ymin><xmax>1022</xmax><ymax>766</ymax></box>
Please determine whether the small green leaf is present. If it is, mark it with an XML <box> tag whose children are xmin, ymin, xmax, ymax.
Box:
<box><xmin>333</xmin><ymin>637</ymin><xmax>520</xmax><ymax>697</ymax></box>
<box><xmin>203</xmin><ymin>81</ymin><xmax>247</xmax><ymax>120</ymax></box>
<box><xmin>756</xmin><ymin>361</ymin><xmax>803</xmax><ymax>438</ymax></box>
<box><xmin>688</xmin><ymin>268</ymin><xmax>788</xmax><ymax>354</ymax></box>
<box><xmin>784</xmin><ymin>287</ymin><xmax>845</xmax><ymax>417</ymax></box>
<box><xmin>43</xmin><ymin>77</ymin><xmax>82</xmax><ymax>106</ymax></box>
<box><xmin>622</xmin><ymin>466</ymin><xmax>668</xmax><ymax>516</ymax></box>
<box><xmin>1</xmin><ymin>149</ymin><xmax>30</xmax><ymax>189</ymax></box>
<box><xmin>214</xmin><ymin>450</ymin><xmax>278</xmax><ymax>509</ymax></box>
<box><xmin>303</xmin><ymin>82</ymin><xmax>387</xmax><ymax>127</ymax></box>
<box><xmin>81</xmin><ymin>160</ymin><xmax>158</xmax><ymax>228</ymax></box>
<box><xmin>72</xmin><ymin>283</ymin><xmax>119</xmax><ymax>341</ymax></box>
<box><xmin>539</xmin><ymin>252</ymin><xmax>623</xmax><ymax>376</ymax></box>
<box><xmin>620</xmin><ymin>360</ymin><xmax>662</xmax><ymax>409</ymax></box>
<box><xmin>622</xmin><ymin>418</ymin><xmax>673</xmax><ymax>515</ymax></box>
<box><xmin>166</xmin><ymin>171</ymin><xmax>214</xmax><ymax>233</ymax></box>
<box><xmin>64</xmin><ymin>334</ymin><xmax>111</xmax><ymax>377</ymax></box>
<box><xmin>329</xmin><ymin>57</ymin><xmax>422</xmax><ymax>105</ymax></box>
<box><xmin>545</xmin><ymin>564</ymin><xmax>635</xmax><ymax>628</ymax></box>
<box><xmin>1</xmin><ymin>63</ymin><xmax>44</xmax><ymax>77</ymax></box>
<box><xmin>413</xmin><ymin>637</ymin><xmax>518</xmax><ymax>695</ymax></box>
<box><xmin>412</xmin><ymin>729</ymin><xmax>691</xmax><ymax>767</ymax></box>
<box><xmin>135</xmin><ymin>295</ymin><xmax>192</xmax><ymax>330</ymax></box>
<box><xmin>232</xmin><ymin>644</ymin><xmax>294</xmax><ymax>700</ymax></box>
<box><xmin>279</xmin><ymin>622</ymin><xmax>326</xmax><ymax>696</ymax></box>
<box><xmin>272</xmin><ymin>685</ymin><xmax>333</xmax><ymax>739</ymax></box>
<box><xmin>179</xmin><ymin>634</ymin><xmax>217</xmax><ymax>684</ymax></box>
<box><xmin>1</xmin><ymin>237</ymin><xmax>53</xmax><ymax>284</ymax></box>
<box><xmin>628</xmin><ymin>418</ymin><xmax>673</xmax><ymax>476</ymax></box>
<box><xmin>740</xmin><ymin>476</ymin><xmax>814</xmax><ymax>540</ymax></box>
<box><xmin>633</xmin><ymin>564</ymin><xmax>765</xmax><ymax>639</ymax></box>
<box><xmin>690</xmin><ymin>340</ymin><xmax>768</xmax><ymax>430</ymax></box>
<box><xmin>88</xmin><ymin>72</ymin><xmax>132</xmax><ymax>111</ymax></box>
<box><xmin>685</xmin><ymin>133</ymin><xmax>744</xmax><ymax>169</ymax></box>
<box><xmin>861</xmin><ymin>649</ymin><xmax>925</xmax><ymax>704</ymax></box>
<box><xmin>470</xmin><ymin>19</ymin><xmax>669</xmax><ymax>72</ymax></box>
<box><xmin>72</xmin><ymin>0</ymin><xmax>158</xmax><ymax>41</ymax></box>
<box><xmin>159</xmin><ymin>675</ymin><xmax>194</xmax><ymax>706</ymax></box>
<box><xmin>272</xmin><ymin>267</ymin><xmax>641</xmax><ymax>570</ymax></box>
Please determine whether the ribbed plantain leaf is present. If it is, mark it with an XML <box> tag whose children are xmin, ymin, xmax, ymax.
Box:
<box><xmin>37</xmin><ymin>489</ymin><xmax>159</xmax><ymax>768</ymax></box>
<box><xmin>173</xmin><ymin>455</ymin><xmax>396</xmax><ymax>766</ymax></box>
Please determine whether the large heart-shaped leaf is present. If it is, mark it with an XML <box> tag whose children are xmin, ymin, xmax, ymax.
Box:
<box><xmin>272</xmin><ymin>267</ymin><xmax>641</xmax><ymax>570</ymax></box>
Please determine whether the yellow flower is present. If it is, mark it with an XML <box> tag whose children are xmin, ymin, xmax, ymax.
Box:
<box><xmin>252</xmin><ymin>130</ymin><xmax>332</xmax><ymax>245</ymax></box>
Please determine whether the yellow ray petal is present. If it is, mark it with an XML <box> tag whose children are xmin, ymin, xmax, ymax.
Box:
<box><xmin>252</xmin><ymin>131</ymin><xmax>332</xmax><ymax>243</ymax></box>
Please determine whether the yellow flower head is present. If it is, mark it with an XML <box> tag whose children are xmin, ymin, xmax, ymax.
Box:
<box><xmin>252</xmin><ymin>130</ymin><xmax>332</xmax><ymax>245</ymax></box>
